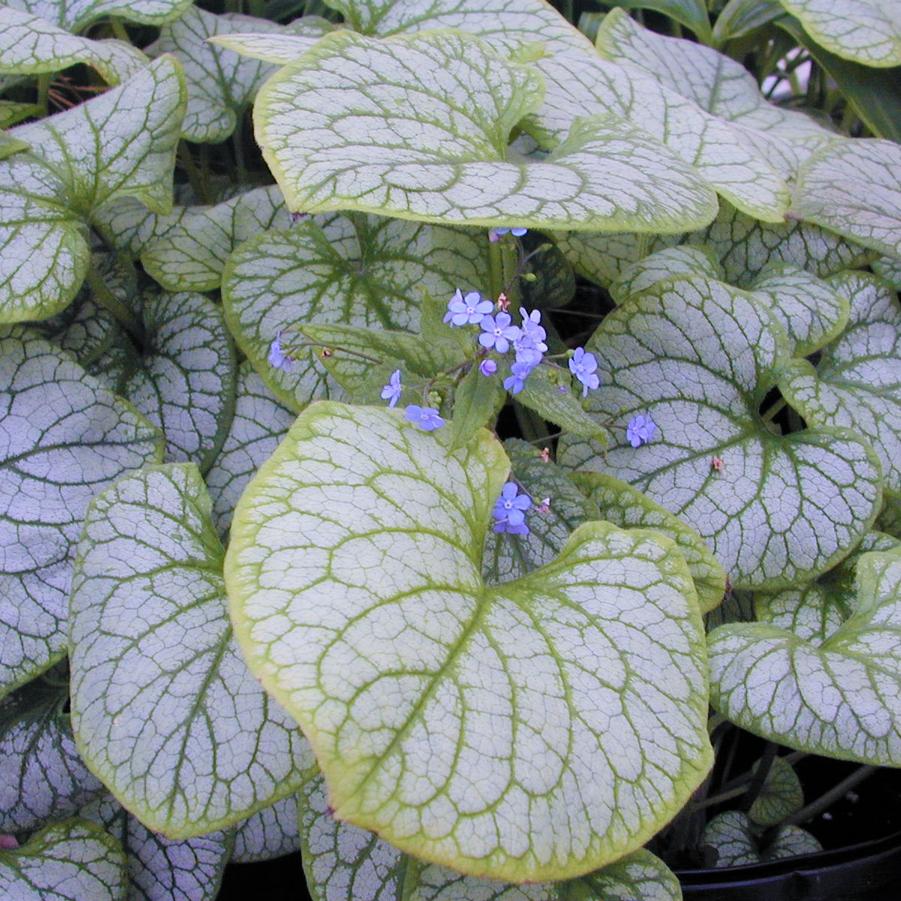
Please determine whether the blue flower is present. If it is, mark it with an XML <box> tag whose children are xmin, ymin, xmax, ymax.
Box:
<box><xmin>479</xmin><ymin>312</ymin><xmax>521</xmax><ymax>354</ymax></box>
<box><xmin>569</xmin><ymin>347</ymin><xmax>600</xmax><ymax>397</ymax></box>
<box><xmin>627</xmin><ymin>413</ymin><xmax>657</xmax><ymax>448</ymax></box>
<box><xmin>268</xmin><ymin>330</ymin><xmax>295</xmax><ymax>372</ymax></box>
<box><xmin>380</xmin><ymin>369</ymin><xmax>402</xmax><ymax>408</ymax></box>
<box><xmin>513</xmin><ymin>307</ymin><xmax>547</xmax><ymax>367</ymax></box>
<box><xmin>444</xmin><ymin>289</ymin><xmax>494</xmax><ymax>327</ymax></box>
<box><xmin>479</xmin><ymin>359</ymin><xmax>497</xmax><ymax>377</ymax></box>
<box><xmin>492</xmin><ymin>482</ymin><xmax>532</xmax><ymax>534</ymax></box>
<box><xmin>404</xmin><ymin>404</ymin><xmax>445</xmax><ymax>431</ymax></box>
<box><xmin>489</xmin><ymin>227</ymin><xmax>528</xmax><ymax>242</ymax></box>
<box><xmin>503</xmin><ymin>359</ymin><xmax>536</xmax><ymax>395</ymax></box>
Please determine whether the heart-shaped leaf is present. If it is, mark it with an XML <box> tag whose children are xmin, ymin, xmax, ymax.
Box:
<box><xmin>0</xmin><ymin>8</ymin><xmax>147</xmax><ymax>83</ymax></box>
<box><xmin>7</xmin><ymin>0</ymin><xmax>191</xmax><ymax>31</ymax></box>
<box><xmin>0</xmin><ymin>328</ymin><xmax>162</xmax><ymax>700</ymax></box>
<box><xmin>0</xmin><ymin>57</ymin><xmax>185</xmax><ymax>323</ymax></box>
<box><xmin>0</xmin><ymin>818</ymin><xmax>127</xmax><ymax>900</ymax></box>
<box><xmin>226</xmin><ymin>402</ymin><xmax>712</xmax><ymax>880</ymax></box>
<box><xmin>780</xmin><ymin>271</ymin><xmax>901</xmax><ymax>496</ymax></box>
<box><xmin>709</xmin><ymin>546</ymin><xmax>901</xmax><ymax>764</ymax></box>
<box><xmin>254</xmin><ymin>30</ymin><xmax>717</xmax><ymax>231</ymax></box>
<box><xmin>221</xmin><ymin>214</ymin><xmax>486</xmax><ymax>410</ymax></box>
<box><xmin>775</xmin><ymin>0</ymin><xmax>901</xmax><ymax>67</ymax></box>
<box><xmin>792</xmin><ymin>137</ymin><xmax>901</xmax><ymax>258</ymax></box>
<box><xmin>69</xmin><ymin>463</ymin><xmax>313</xmax><ymax>838</ymax></box>
<box><xmin>702</xmin><ymin>810</ymin><xmax>821</xmax><ymax>866</ymax></box>
<box><xmin>205</xmin><ymin>362</ymin><xmax>295</xmax><ymax>537</ymax></box>
<box><xmin>82</xmin><ymin>793</ymin><xmax>233</xmax><ymax>901</ymax></box>
<box><xmin>151</xmin><ymin>7</ymin><xmax>300</xmax><ymax>143</ymax></box>
<box><xmin>122</xmin><ymin>292</ymin><xmax>237</xmax><ymax>472</ymax></box>
<box><xmin>299</xmin><ymin>767</ymin><xmax>683</xmax><ymax>900</ymax></box>
<box><xmin>748</xmin><ymin>756</ymin><xmax>804</xmax><ymax>826</ymax></box>
<box><xmin>558</xmin><ymin>276</ymin><xmax>883</xmax><ymax>588</ymax></box>
<box><xmin>611</xmin><ymin>245</ymin><xmax>722</xmax><ymax>304</ymax></box>
<box><xmin>574</xmin><ymin>472</ymin><xmax>727</xmax><ymax>614</ymax></box>
<box><xmin>232</xmin><ymin>797</ymin><xmax>298</xmax><ymax>864</ymax></box>
<box><xmin>98</xmin><ymin>185</ymin><xmax>289</xmax><ymax>293</ymax></box>
<box><xmin>556</xmin><ymin>201</ymin><xmax>872</xmax><ymax>288</ymax></box>
<box><xmin>0</xmin><ymin>677</ymin><xmax>104</xmax><ymax>834</ymax></box>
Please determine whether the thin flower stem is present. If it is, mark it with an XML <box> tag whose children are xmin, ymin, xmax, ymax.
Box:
<box><xmin>177</xmin><ymin>144</ymin><xmax>210</xmax><ymax>203</ymax></box>
<box><xmin>762</xmin><ymin>398</ymin><xmax>787</xmax><ymax>422</ymax></box>
<box><xmin>488</xmin><ymin>237</ymin><xmax>504</xmax><ymax>300</ymax></box>
<box><xmin>86</xmin><ymin>265</ymin><xmax>144</xmax><ymax>343</ymax></box>
<box><xmin>690</xmin><ymin>784</ymin><xmax>749</xmax><ymax>812</ymax></box>
<box><xmin>783</xmin><ymin>765</ymin><xmax>878</xmax><ymax>826</ymax></box>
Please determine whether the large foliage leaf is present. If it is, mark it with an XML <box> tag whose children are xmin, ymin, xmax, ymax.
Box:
<box><xmin>0</xmin><ymin>328</ymin><xmax>162</xmax><ymax>700</ymax></box>
<box><xmin>0</xmin><ymin>57</ymin><xmax>185</xmax><ymax>323</ymax></box>
<box><xmin>98</xmin><ymin>185</ymin><xmax>289</xmax><ymax>293</ymax></box>
<box><xmin>82</xmin><ymin>794</ymin><xmax>233</xmax><ymax>901</ymax></box>
<box><xmin>205</xmin><ymin>361</ymin><xmax>295</xmax><ymax>537</ymax></box>
<box><xmin>0</xmin><ymin>677</ymin><xmax>104</xmax><ymax>833</ymax></box>
<box><xmin>221</xmin><ymin>214</ymin><xmax>486</xmax><ymax>410</ymax></box>
<box><xmin>0</xmin><ymin>818</ymin><xmax>127</xmax><ymax>900</ymax></box>
<box><xmin>254</xmin><ymin>30</ymin><xmax>717</xmax><ymax>231</ymax></box>
<box><xmin>792</xmin><ymin>137</ymin><xmax>901</xmax><ymax>259</ymax></box>
<box><xmin>226</xmin><ymin>402</ymin><xmax>712</xmax><ymax>880</ymax></box>
<box><xmin>709</xmin><ymin>547</ymin><xmax>901</xmax><ymax>764</ymax></box>
<box><xmin>232</xmin><ymin>797</ymin><xmax>299</xmax><ymax>864</ymax></box>
<box><xmin>69</xmin><ymin>464</ymin><xmax>313</xmax><ymax>838</ymax></box>
<box><xmin>555</xmin><ymin>201</ymin><xmax>871</xmax><ymax>288</ymax></box>
<box><xmin>702</xmin><ymin>810</ymin><xmax>821</xmax><ymax>866</ymax></box>
<box><xmin>121</xmin><ymin>292</ymin><xmax>237</xmax><ymax>472</ymax></box>
<box><xmin>0</xmin><ymin>8</ymin><xmax>147</xmax><ymax>83</ymax></box>
<box><xmin>558</xmin><ymin>276</ymin><xmax>882</xmax><ymax>589</ymax></box>
<box><xmin>299</xmin><ymin>768</ymin><xmax>683</xmax><ymax>901</ymax></box>
<box><xmin>7</xmin><ymin>0</ymin><xmax>191</xmax><ymax>30</ymax></box>
<box><xmin>775</xmin><ymin>0</ymin><xmax>901</xmax><ymax>67</ymax></box>
<box><xmin>151</xmin><ymin>7</ymin><xmax>300</xmax><ymax>143</ymax></box>
<box><xmin>780</xmin><ymin>272</ymin><xmax>900</xmax><ymax>496</ymax></box>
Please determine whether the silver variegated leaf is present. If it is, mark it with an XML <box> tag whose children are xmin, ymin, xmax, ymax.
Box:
<box><xmin>703</xmin><ymin>810</ymin><xmax>821</xmax><ymax>866</ymax></box>
<box><xmin>69</xmin><ymin>464</ymin><xmax>313</xmax><ymax>838</ymax></box>
<box><xmin>232</xmin><ymin>797</ymin><xmax>299</xmax><ymax>864</ymax></box>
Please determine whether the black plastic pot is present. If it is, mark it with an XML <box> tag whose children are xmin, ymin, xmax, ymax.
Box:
<box><xmin>677</xmin><ymin>831</ymin><xmax>901</xmax><ymax>900</ymax></box>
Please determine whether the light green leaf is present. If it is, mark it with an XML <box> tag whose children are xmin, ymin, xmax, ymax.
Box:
<box><xmin>0</xmin><ymin>57</ymin><xmax>185</xmax><ymax>323</ymax></box>
<box><xmin>558</xmin><ymin>276</ymin><xmax>883</xmax><ymax>589</ymax></box>
<box><xmin>481</xmin><ymin>439</ymin><xmax>601</xmax><ymax>585</ymax></box>
<box><xmin>7</xmin><ymin>0</ymin><xmax>191</xmax><ymax>30</ymax></box>
<box><xmin>780</xmin><ymin>272</ymin><xmax>900</xmax><ymax>495</ymax></box>
<box><xmin>122</xmin><ymin>292</ymin><xmax>237</xmax><ymax>472</ymax></box>
<box><xmin>595</xmin><ymin>9</ymin><xmax>834</xmax><ymax>178</ymax></box>
<box><xmin>0</xmin><ymin>328</ymin><xmax>162</xmax><ymax>700</ymax></box>
<box><xmin>300</xmin><ymin>767</ymin><xmax>683</xmax><ymax>901</ymax></box>
<box><xmin>754</xmin><ymin>530</ymin><xmax>900</xmax><ymax>643</ymax></box>
<box><xmin>0</xmin><ymin>677</ymin><xmax>104</xmax><ymax>834</ymax></box>
<box><xmin>221</xmin><ymin>214</ymin><xmax>486</xmax><ymax>410</ymax></box>
<box><xmin>82</xmin><ymin>794</ymin><xmax>233</xmax><ymax>901</ymax></box>
<box><xmin>777</xmin><ymin>16</ymin><xmax>901</xmax><ymax>143</ymax></box>
<box><xmin>448</xmin><ymin>363</ymin><xmax>505</xmax><ymax>451</ymax></box>
<box><xmin>226</xmin><ymin>402</ymin><xmax>712</xmax><ymax>880</ymax></box>
<box><xmin>232</xmin><ymin>797</ymin><xmax>299</xmax><ymax>864</ymax></box>
<box><xmin>151</xmin><ymin>7</ymin><xmax>299</xmax><ymax>143</ymax></box>
<box><xmin>0</xmin><ymin>8</ymin><xmax>147</xmax><ymax>83</ymax></box>
<box><xmin>555</xmin><ymin>201</ymin><xmax>872</xmax><ymax>289</ymax></box>
<box><xmin>710</xmin><ymin>547</ymin><xmax>901</xmax><ymax>764</ymax></box>
<box><xmin>792</xmin><ymin>138</ymin><xmax>901</xmax><ymax>258</ymax></box>
<box><xmin>748</xmin><ymin>263</ymin><xmax>849</xmax><ymax>357</ymax></box>
<box><xmin>205</xmin><ymin>361</ymin><xmax>295</xmax><ymax>537</ymax></box>
<box><xmin>573</xmin><ymin>472</ymin><xmax>727</xmax><ymax>613</ymax></box>
<box><xmin>0</xmin><ymin>818</ymin><xmax>127</xmax><ymax>900</ymax></box>
<box><xmin>69</xmin><ymin>463</ymin><xmax>313</xmax><ymax>839</ymax></box>
<box><xmin>208</xmin><ymin>17</ymin><xmax>334</xmax><ymax>64</ymax></box>
<box><xmin>516</xmin><ymin>363</ymin><xmax>610</xmax><ymax>442</ymax></box>
<box><xmin>713</xmin><ymin>0</ymin><xmax>783</xmax><ymax>44</ymax></box>
<box><xmin>254</xmin><ymin>30</ymin><xmax>717</xmax><ymax>231</ymax></box>
<box><xmin>702</xmin><ymin>811</ymin><xmax>821</xmax><ymax>866</ymax></box>
<box><xmin>98</xmin><ymin>185</ymin><xmax>289</xmax><ymax>293</ymax></box>
<box><xmin>748</xmin><ymin>756</ymin><xmax>804</xmax><ymax>826</ymax></box>
<box><xmin>610</xmin><ymin>245</ymin><xmax>722</xmax><ymax>304</ymax></box>
<box><xmin>0</xmin><ymin>100</ymin><xmax>41</xmax><ymax>129</ymax></box>
<box><xmin>775</xmin><ymin>0</ymin><xmax>901</xmax><ymax>67</ymax></box>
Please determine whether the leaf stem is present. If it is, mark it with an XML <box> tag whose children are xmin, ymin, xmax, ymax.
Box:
<box><xmin>36</xmin><ymin>73</ymin><xmax>51</xmax><ymax>115</ymax></box>
<box><xmin>177</xmin><ymin>143</ymin><xmax>210</xmax><ymax>204</ymax></box>
<box><xmin>109</xmin><ymin>18</ymin><xmax>130</xmax><ymax>42</ymax></box>
<box><xmin>86</xmin><ymin>265</ymin><xmax>144</xmax><ymax>344</ymax></box>
<box><xmin>783</xmin><ymin>765</ymin><xmax>878</xmax><ymax>826</ymax></box>
<box><xmin>743</xmin><ymin>742</ymin><xmax>778</xmax><ymax>811</ymax></box>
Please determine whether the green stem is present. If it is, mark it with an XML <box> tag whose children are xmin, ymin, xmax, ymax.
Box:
<box><xmin>36</xmin><ymin>73</ymin><xmax>51</xmax><ymax>115</ymax></box>
<box><xmin>488</xmin><ymin>237</ymin><xmax>503</xmax><ymax>300</ymax></box>
<box><xmin>690</xmin><ymin>783</ymin><xmax>749</xmax><ymax>812</ymax></box>
<box><xmin>500</xmin><ymin>240</ymin><xmax>521</xmax><ymax>307</ymax></box>
<box><xmin>743</xmin><ymin>742</ymin><xmax>778</xmax><ymax>811</ymax></box>
<box><xmin>177</xmin><ymin>143</ymin><xmax>210</xmax><ymax>203</ymax></box>
<box><xmin>109</xmin><ymin>18</ymin><xmax>129</xmax><ymax>42</ymax></box>
<box><xmin>783</xmin><ymin>765</ymin><xmax>877</xmax><ymax>826</ymax></box>
<box><xmin>87</xmin><ymin>265</ymin><xmax>144</xmax><ymax>344</ymax></box>
<box><xmin>762</xmin><ymin>398</ymin><xmax>786</xmax><ymax>423</ymax></box>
